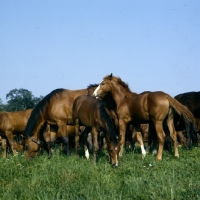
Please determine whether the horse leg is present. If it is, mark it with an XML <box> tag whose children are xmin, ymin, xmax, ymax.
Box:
<box><xmin>154</xmin><ymin>121</ymin><xmax>165</xmax><ymax>161</ymax></box>
<box><xmin>1</xmin><ymin>138</ymin><xmax>7</xmax><ymax>158</ymax></box>
<box><xmin>57</xmin><ymin>122</ymin><xmax>70</xmax><ymax>156</ymax></box>
<box><xmin>136</xmin><ymin>132</ymin><xmax>146</xmax><ymax>158</ymax></box>
<box><xmin>82</xmin><ymin>127</ymin><xmax>91</xmax><ymax>159</ymax></box>
<box><xmin>118</xmin><ymin>119</ymin><xmax>127</xmax><ymax>157</ymax></box>
<box><xmin>5</xmin><ymin>131</ymin><xmax>17</xmax><ymax>156</ymax></box>
<box><xmin>74</xmin><ymin>118</ymin><xmax>80</xmax><ymax>156</ymax></box>
<box><xmin>91</xmin><ymin>127</ymin><xmax>99</xmax><ymax>166</ymax></box>
<box><xmin>190</xmin><ymin>122</ymin><xmax>198</xmax><ymax>147</ymax></box>
<box><xmin>166</xmin><ymin>114</ymin><xmax>179</xmax><ymax>158</ymax></box>
<box><xmin>87</xmin><ymin>132</ymin><xmax>93</xmax><ymax>150</ymax></box>
<box><xmin>132</xmin><ymin>125</ymin><xmax>146</xmax><ymax>158</ymax></box>
<box><xmin>43</xmin><ymin>124</ymin><xmax>53</xmax><ymax>157</ymax></box>
<box><xmin>184</xmin><ymin>119</ymin><xmax>192</xmax><ymax>149</ymax></box>
<box><xmin>146</xmin><ymin>122</ymin><xmax>157</xmax><ymax>154</ymax></box>
<box><xmin>177</xmin><ymin>131</ymin><xmax>186</xmax><ymax>146</ymax></box>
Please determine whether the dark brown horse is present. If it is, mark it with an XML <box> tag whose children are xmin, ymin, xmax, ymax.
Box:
<box><xmin>174</xmin><ymin>91</ymin><xmax>200</xmax><ymax>148</ymax></box>
<box><xmin>93</xmin><ymin>73</ymin><xmax>196</xmax><ymax>161</ymax></box>
<box><xmin>0</xmin><ymin>109</ymin><xmax>32</xmax><ymax>157</ymax></box>
<box><xmin>72</xmin><ymin>95</ymin><xmax>119</xmax><ymax>167</ymax></box>
<box><xmin>25</xmin><ymin>87</ymin><xmax>96</xmax><ymax>161</ymax></box>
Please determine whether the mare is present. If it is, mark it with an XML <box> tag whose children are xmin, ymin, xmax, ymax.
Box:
<box><xmin>25</xmin><ymin>87</ymin><xmax>97</xmax><ymax>161</ymax></box>
<box><xmin>72</xmin><ymin>95</ymin><xmax>119</xmax><ymax>167</ymax></box>
<box><xmin>93</xmin><ymin>73</ymin><xmax>196</xmax><ymax>161</ymax></box>
<box><xmin>0</xmin><ymin>109</ymin><xmax>32</xmax><ymax>157</ymax></box>
<box><xmin>174</xmin><ymin>91</ymin><xmax>200</xmax><ymax>148</ymax></box>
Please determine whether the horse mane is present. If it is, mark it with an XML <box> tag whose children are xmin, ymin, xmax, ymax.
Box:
<box><xmin>104</xmin><ymin>74</ymin><xmax>133</xmax><ymax>97</ymax></box>
<box><xmin>87</xmin><ymin>83</ymin><xmax>99</xmax><ymax>89</ymax></box>
<box><xmin>99</xmin><ymin>102</ymin><xmax>118</xmax><ymax>145</ymax></box>
<box><xmin>25</xmin><ymin>88</ymin><xmax>65</xmax><ymax>137</ymax></box>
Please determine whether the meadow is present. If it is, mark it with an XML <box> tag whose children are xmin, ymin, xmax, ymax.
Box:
<box><xmin>0</xmin><ymin>146</ymin><xmax>200</xmax><ymax>200</ymax></box>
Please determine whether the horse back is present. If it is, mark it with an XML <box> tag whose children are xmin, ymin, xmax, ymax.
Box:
<box><xmin>45</xmin><ymin>89</ymin><xmax>88</xmax><ymax>124</ymax></box>
<box><xmin>175</xmin><ymin>92</ymin><xmax>200</xmax><ymax>118</ymax></box>
<box><xmin>0</xmin><ymin>109</ymin><xmax>32</xmax><ymax>133</ymax></box>
<box><xmin>120</xmin><ymin>91</ymin><xmax>171</xmax><ymax>123</ymax></box>
<box><xmin>116</xmin><ymin>93</ymin><xmax>150</xmax><ymax>123</ymax></box>
<box><xmin>73</xmin><ymin>95</ymin><xmax>99</xmax><ymax>126</ymax></box>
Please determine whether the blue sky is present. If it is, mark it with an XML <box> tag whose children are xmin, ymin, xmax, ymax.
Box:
<box><xmin>1</xmin><ymin>0</ymin><xmax>200</xmax><ymax>103</ymax></box>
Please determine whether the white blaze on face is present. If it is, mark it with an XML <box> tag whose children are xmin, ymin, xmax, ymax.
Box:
<box><xmin>93</xmin><ymin>84</ymin><xmax>100</xmax><ymax>97</ymax></box>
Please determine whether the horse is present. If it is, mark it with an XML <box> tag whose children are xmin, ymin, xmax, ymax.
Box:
<box><xmin>0</xmin><ymin>109</ymin><xmax>32</xmax><ymax>157</ymax></box>
<box><xmin>174</xmin><ymin>91</ymin><xmax>200</xmax><ymax>148</ymax></box>
<box><xmin>93</xmin><ymin>73</ymin><xmax>196</xmax><ymax>161</ymax></box>
<box><xmin>72</xmin><ymin>95</ymin><xmax>119</xmax><ymax>167</ymax></box>
<box><xmin>24</xmin><ymin>87</ymin><xmax>97</xmax><ymax>161</ymax></box>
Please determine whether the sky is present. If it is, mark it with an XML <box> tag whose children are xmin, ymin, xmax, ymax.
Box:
<box><xmin>1</xmin><ymin>0</ymin><xmax>200</xmax><ymax>103</ymax></box>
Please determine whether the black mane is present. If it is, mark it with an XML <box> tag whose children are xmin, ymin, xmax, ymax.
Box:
<box><xmin>87</xmin><ymin>83</ymin><xmax>99</xmax><ymax>89</ymax></box>
<box><xmin>25</xmin><ymin>88</ymin><xmax>65</xmax><ymax>137</ymax></box>
<box><xmin>99</xmin><ymin>101</ymin><xmax>118</xmax><ymax>146</ymax></box>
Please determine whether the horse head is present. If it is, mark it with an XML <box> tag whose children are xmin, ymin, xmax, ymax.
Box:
<box><xmin>93</xmin><ymin>73</ymin><xmax>113</xmax><ymax>99</ymax></box>
<box><xmin>107</xmin><ymin>135</ymin><xmax>119</xmax><ymax>168</ymax></box>
<box><xmin>25</xmin><ymin>137</ymin><xmax>42</xmax><ymax>161</ymax></box>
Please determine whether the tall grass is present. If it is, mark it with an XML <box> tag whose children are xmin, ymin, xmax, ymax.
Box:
<box><xmin>0</xmin><ymin>147</ymin><xmax>200</xmax><ymax>200</ymax></box>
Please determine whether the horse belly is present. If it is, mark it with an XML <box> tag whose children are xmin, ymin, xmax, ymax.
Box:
<box><xmin>130</xmin><ymin>112</ymin><xmax>149</xmax><ymax>123</ymax></box>
<box><xmin>129</xmin><ymin>97</ymin><xmax>149</xmax><ymax>122</ymax></box>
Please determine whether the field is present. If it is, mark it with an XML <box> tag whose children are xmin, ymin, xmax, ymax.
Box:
<box><xmin>1</xmin><ymin>146</ymin><xmax>200</xmax><ymax>200</ymax></box>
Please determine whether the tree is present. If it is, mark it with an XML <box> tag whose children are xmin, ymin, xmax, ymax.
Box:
<box><xmin>5</xmin><ymin>88</ymin><xmax>43</xmax><ymax>111</ymax></box>
<box><xmin>0</xmin><ymin>98</ymin><xmax>5</xmax><ymax>112</ymax></box>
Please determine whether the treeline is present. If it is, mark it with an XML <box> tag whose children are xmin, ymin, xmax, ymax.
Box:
<box><xmin>0</xmin><ymin>88</ymin><xmax>43</xmax><ymax>112</ymax></box>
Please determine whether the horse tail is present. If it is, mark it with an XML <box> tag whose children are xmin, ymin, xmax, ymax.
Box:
<box><xmin>167</xmin><ymin>96</ymin><xmax>196</xmax><ymax>125</ymax></box>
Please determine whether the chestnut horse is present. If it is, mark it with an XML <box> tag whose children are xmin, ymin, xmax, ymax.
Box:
<box><xmin>93</xmin><ymin>73</ymin><xmax>196</xmax><ymax>161</ymax></box>
<box><xmin>25</xmin><ymin>87</ymin><xmax>97</xmax><ymax>161</ymax></box>
<box><xmin>72</xmin><ymin>95</ymin><xmax>119</xmax><ymax>167</ymax></box>
<box><xmin>0</xmin><ymin>109</ymin><xmax>32</xmax><ymax>157</ymax></box>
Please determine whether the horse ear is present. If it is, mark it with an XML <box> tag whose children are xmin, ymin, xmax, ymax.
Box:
<box><xmin>109</xmin><ymin>73</ymin><xmax>113</xmax><ymax>79</ymax></box>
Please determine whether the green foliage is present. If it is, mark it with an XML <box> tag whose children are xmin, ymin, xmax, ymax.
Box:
<box><xmin>0</xmin><ymin>147</ymin><xmax>200</xmax><ymax>200</ymax></box>
<box><xmin>0</xmin><ymin>98</ymin><xmax>6</xmax><ymax>112</ymax></box>
<box><xmin>4</xmin><ymin>88</ymin><xmax>43</xmax><ymax>111</ymax></box>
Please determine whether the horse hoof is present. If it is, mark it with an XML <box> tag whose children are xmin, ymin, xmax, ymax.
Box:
<box><xmin>175</xmin><ymin>154</ymin><xmax>179</xmax><ymax>158</ymax></box>
<box><xmin>142</xmin><ymin>153</ymin><xmax>146</xmax><ymax>159</ymax></box>
<box><xmin>156</xmin><ymin>157</ymin><xmax>162</xmax><ymax>161</ymax></box>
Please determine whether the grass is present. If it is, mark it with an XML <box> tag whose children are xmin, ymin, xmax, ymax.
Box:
<box><xmin>0</xmin><ymin>146</ymin><xmax>200</xmax><ymax>200</ymax></box>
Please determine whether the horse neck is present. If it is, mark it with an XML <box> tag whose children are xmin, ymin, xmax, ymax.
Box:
<box><xmin>27</xmin><ymin>120</ymin><xmax>45</xmax><ymax>140</ymax></box>
<box><xmin>111</xmin><ymin>83</ymin><xmax>130</xmax><ymax>104</ymax></box>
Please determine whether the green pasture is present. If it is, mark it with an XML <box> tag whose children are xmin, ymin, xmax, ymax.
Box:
<box><xmin>0</xmin><ymin>146</ymin><xmax>200</xmax><ymax>200</ymax></box>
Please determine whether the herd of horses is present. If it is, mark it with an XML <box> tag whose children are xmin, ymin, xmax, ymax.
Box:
<box><xmin>0</xmin><ymin>73</ymin><xmax>199</xmax><ymax>167</ymax></box>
